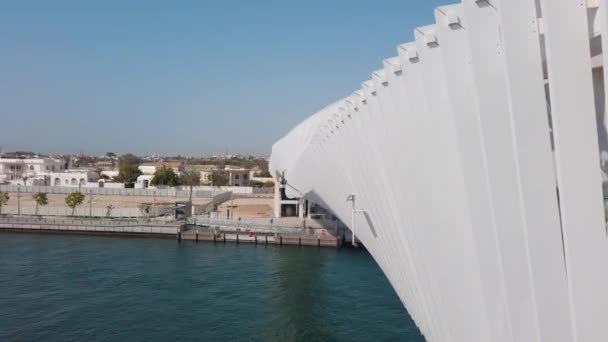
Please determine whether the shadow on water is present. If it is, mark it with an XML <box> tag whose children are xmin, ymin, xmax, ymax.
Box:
<box><xmin>259</xmin><ymin>247</ymin><xmax>333</xmax><ymax>342</ymax></box>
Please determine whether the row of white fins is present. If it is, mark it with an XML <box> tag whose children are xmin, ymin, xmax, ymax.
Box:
<box><xmin>271</xmin><ymin>0</ymin><xmax>608</xmax><ymax>341</ymax></box>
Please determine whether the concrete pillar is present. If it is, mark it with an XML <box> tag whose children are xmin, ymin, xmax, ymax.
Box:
<box><xmin>298</xmin><ymin>198</ymin><xmax>305</xmax><ymax>220</ymax></box>
<box><xmin>273</xmin><ymin>176</ymin><xmax>282</xmax><ymax>218</ymax></box>
<box><xmin>306</xmin><ymin>200</ymin><xmax>312</xmax><ymax>219</ymax></box>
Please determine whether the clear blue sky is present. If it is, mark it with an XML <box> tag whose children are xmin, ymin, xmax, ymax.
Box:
<box><xmin>0</xmin><ymin>0</ymin><xmax>451</xmax><ymax>156</ymax></box>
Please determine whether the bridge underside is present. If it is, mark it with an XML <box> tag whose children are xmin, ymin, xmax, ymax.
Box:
<box><xmin>271</xmin><ymin>1</ymin><xmax>608</xmax><ymax>341</ymax></box>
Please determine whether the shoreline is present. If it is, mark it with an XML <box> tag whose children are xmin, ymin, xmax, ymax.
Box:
<box><xmin>0</xmin><ymin>222</ymin><xmax>344</xmax><ymax>248</ymax></box>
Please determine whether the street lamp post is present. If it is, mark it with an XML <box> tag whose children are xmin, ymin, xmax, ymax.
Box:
<box><xmin>17</xmin><ymin>185</ymin><xmax>21</xmax><ymax>216</ymax></box>
<box><xmin>153</xmin><ymin>190</ymin><xmax>157</xmax><ymax>218</ymax></box>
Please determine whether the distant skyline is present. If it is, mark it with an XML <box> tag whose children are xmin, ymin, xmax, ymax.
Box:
<box><xmin>0</xmin><ymin>0</ymin><xmax>451</xmax><ymax>155</ymax></box>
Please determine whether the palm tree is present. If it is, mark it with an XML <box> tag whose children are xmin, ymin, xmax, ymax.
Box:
<box><xmin>0</xmin><ymin>192</ymin><xmax>9</xmax><ymax>215</ymax></box>
<box><xmin>32</xmin><ymin>192</ymin><xmax>48</xmax><ymax>216</ymax></box>
<box><xmin>65</xmin><ymin>192</ymin><xmax>85</xmax><ymax>216</ymax></box>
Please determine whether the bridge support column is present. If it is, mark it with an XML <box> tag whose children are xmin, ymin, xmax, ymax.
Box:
<box><xmin>273</xmin><ymin>176</ymin><xmax>281</xmax><ymax>218</ymax></box>
<box><xmin>306</xmin><ymin>200</ymin><xmax>312</xmax><ymax>219</ymax></box>
<box><xmin>298</xmin><ymin>198</ymin><xmax>306</xmax><ymax>220</ymax></box>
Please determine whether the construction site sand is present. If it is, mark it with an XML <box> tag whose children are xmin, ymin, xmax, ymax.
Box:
<box><xmin>4</xmin><ymin>193</ymin><xmax>211</xmax><ymax>208</ymax></box>
<box><xmin>218</xmin><ymin>198</ymin><xmax>273</xmax><ymax>218</ymax></box>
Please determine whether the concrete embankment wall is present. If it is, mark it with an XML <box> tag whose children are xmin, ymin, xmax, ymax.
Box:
<box><xmin>0</xmin><ymin>217</ymin><xmax>343</xmax><ymax>248</ymax></box>
<box><xmin>181</xmin><ymin>230</ymin><xmax>340</xmax><ymax>248</ymax></box>
<box><xmin>0</xmin><ymin>219</ymin><xmax>178</xmax><ymax>238</ymax></box>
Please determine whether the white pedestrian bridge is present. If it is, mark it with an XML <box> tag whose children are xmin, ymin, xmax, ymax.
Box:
<box><xmin>270</xmin><ymin>1</ymin><xmax>608</xmax><ymax>341</ymax></box>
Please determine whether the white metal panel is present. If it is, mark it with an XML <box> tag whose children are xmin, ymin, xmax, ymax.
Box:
<box><xmin>433</xmin><ymin>5</ymin><xmax>510</xmax><ymax>341</ymax></box>
<box><xmin>462</xmin><ymin>1</ymin><xmax>539</xmax><ymax>341</ymax></box>
<box><xmin>539</xmin><ymin>0</ymin><xmax>608</xmax><ymax>341</ymax></box>
<box><xmin>381</xmin><ymin>57</ymin><xmax>446</xmax><ymax>341</ymax></box>
<box><xmin>493</xmin><ymin>1</ymin><xmax>574</xmax><ymax>341</ymax></box>
<box><xmin>369</xmin><ymin>72</ymin><xmax>431</xmax><ymax>336</ymax></box>
<box><xmin>397</xmin><ymin>42</ymin><xmax>453</xmax><ymax>342</ymax></box>
<box><xmin>415</xmin><ymin>17</ymin><xmax>492</xmax><ymax>342</ymax></box>
<box><xmin>380</xmin><ymin>57</ymin><xmax>446</xmax><ymax>340</ymax></box>
<box><xmin>268</xmin><ymin>1</ymin><xmax>608</xmax><ymax>340</ymax></box>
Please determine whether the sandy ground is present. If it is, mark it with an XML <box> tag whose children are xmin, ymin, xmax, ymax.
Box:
<box><xmin>215</xmin><ymin>198</ymin><xmax>324</xmax><ymax>228</ymax></box>
<box><xmin>3</xmin><ymin>192</ymin><xmax>328</xmax><ymax>229</ymax></box>
<box><xmin>3</xmin><ymin>193</ymin><xmax>210</xmax><ymax>208</ymax></box>
<box><xmin>218</xmin><ymin>198</ymin><xmax>273</xmax><ymax>218</ymax></box>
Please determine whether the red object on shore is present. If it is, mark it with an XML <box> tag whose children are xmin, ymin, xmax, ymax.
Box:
<box><xmin>322</xmin><ymin>229</ymin><xmax>325</xmax><ymax>236</ymax></box>
<box><xmin>248</xmin><ymin>231</ymin><xmax>253</xmax><ymax>237</ymax></box>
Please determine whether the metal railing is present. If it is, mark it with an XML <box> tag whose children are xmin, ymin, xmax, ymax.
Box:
<box><xmin>0</xmin><ymin>184</ymin><xmax>229</xmax><ymax>199</ymax></box>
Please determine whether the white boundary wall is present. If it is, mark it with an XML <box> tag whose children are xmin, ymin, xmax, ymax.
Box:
<box><xmin>0</xmin><ymin>184</ymin><xmax>238</xmax><ymax>198</ymax></box>
<box><xmin>270</xmin><ymin>1</ymin><xmax>608</xmax><ymax>341</ymax></box>
<box><xmin>1</xmin><ymin>206</ymin><xmax>142</xmax><ymax>218</ymax></box>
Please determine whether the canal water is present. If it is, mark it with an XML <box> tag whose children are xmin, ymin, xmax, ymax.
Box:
<box><xmin>0</xmin><ymin>233</ymin><xmax>424</xmax><ymax>342</ymax></box>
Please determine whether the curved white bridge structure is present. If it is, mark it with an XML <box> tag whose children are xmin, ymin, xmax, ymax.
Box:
<box><xmin>270</xmin><ymin>1</ymin><xmax>608</xmax><ymax>341</ymax></box>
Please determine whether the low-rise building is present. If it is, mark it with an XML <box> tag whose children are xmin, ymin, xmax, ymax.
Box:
<box><xmin>138</xmin><ymin>161</ymin><xmax>184</xmax><ymax>176</ymax></box>
<box><xmin>135</xmin><ymin>175</ymin><xmax>154</xmax><ymax>189</ymax></box>
<box><xmin>224</xmin><ymin>168</ymin><xmax>250</xmax><ymax>186</ymax></box>
<box><xmin>94</xmin><ymin>160</ymin><xmax>115</xmax><ymax>171</ymax></box>
<box><xmin>0</xmin><ymin>157</ymin><xmax>103</xmax><ymax>188</ymax></box>
<box><xmin>51</xmin><ymin>169</ymin><xmax>99</xmax><ymax>187</ymax></box>
<box><xmin>190</xmin><ymin>165</ymin><xmax>251</xmax><ymax>186</ymax></box>
<box><xmin>0</xmin><ymin>158</ymin><xmax>66</xmax><ymax>184</ymax></box>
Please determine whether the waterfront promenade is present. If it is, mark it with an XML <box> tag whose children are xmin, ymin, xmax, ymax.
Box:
<box><xmin>0</xmin><ymin>215</ymin><xmax>343</xmax><ymax>248</ymax></box>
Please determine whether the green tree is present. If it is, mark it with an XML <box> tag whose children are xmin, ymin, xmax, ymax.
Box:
<box><xmin>260</xmin><ymin>170</ymin><xmax>272</xmax><ymax>178</ymax></box>
<box><xmin>210</xmin><ymin>171</ymin><xmax>229</xmax><ymax>186</ymax></box>
<box><xmin>151</xmin><ymin>166</ymin><xmax>180</xmax><ymax>187</ymax></box>
<box><xmin>180</xmin><ymin>170</ymin><xmax>201</xmax><ymax>201</ymax></box>
<box><xmin>0</xmin><ymin>192</ymin><xmax>9</xmax><ymax>215</ymax></box>
<box><xmin>114</xmin><ymin>161</ymin><xmax>142</xmax><ymax>187</ymax></box>
<box><xmin>65</xmin><ymin>192</ymin><xmax>85</xmax><ymax>216</ymax></box>
<box><xmin>32</xmin><ymin>192</ymin><xmax>48</xmax><ymax>216</ymax></box>
<box><xmin>264</xmin><ymin>180</ymin><xmax>275</xmax><ymax>188</ymax></box>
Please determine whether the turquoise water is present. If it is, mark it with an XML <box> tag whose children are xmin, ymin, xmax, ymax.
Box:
<box><xmin>0</xmin><ymin>233</ymin><xmax>424</xmax><ymax>341</ymax></box>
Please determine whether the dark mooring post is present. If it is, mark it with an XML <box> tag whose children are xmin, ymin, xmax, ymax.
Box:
<box><xmin>177</xmin><ymin>229</ymin><xmax>182</xmax><ymax>243</ymax></box>
<box><xmin>213</xmin><ymin>232</ymin><xmax>217</xmax><ymax>244</ymax></box>
<box><xmin>298</xmin><ymin>237</ymin><xmax>301</xmax><ymax>247</ymax></box>
<box><xmin>223</xmin><ymin>233</ymin><xmax>226</xmax><ymax>244</ymax></box>
<box><xmin>236</xmin><ymin>233</ymin><xmax>239</xmax><ymax>244</ymax></box>
<box><xmin>254</xmin><ymin>234</ymin><xmax>257</xmax><ymax>245</ymax></box>
<box><xmin>196</xmin><ymin>231</ymin><xmax>199</xmax><ymax>243</ymax></box>
<box><xmin>279</xmin><ymin>235</ymin><xmax>283</xmax><ymax>246</ymax></box>
<box><xmin>265</xmin><ymin>234</ymin><xmax>268</xmax><ymax>246</ymax></box>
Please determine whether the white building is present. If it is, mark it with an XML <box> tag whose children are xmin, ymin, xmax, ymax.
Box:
<box><xmin>138</xmin><ymin>162</ymin><xmax>184</xmax><ymax>176</ymax></box>
<box><xmin>51</xmin><ymin>169</ymin><xmax>99</xmax><ymax>187</ymax></box>
<box><xmin>0</xmin><ymin>158</ymin><xmax>65</xmax><ymax>184</ymax></box>
<box><xmin>200</xmin><ymin>166</ymin><xmax>251</xmax><ymax>186</ymax></box>
<box><xmin>225</xmin><ymin>168</ymin><xmax>250</xmax><ymax>186</ymax></box>
<box><xmin>138</xmin><ymin>164</ymin><xmax>157</xmax><ymax>175</ymax></box>
<box><xmin>135</xmin><ymin>174</ymin><xmax>154</xmax><ymax>189</ymax></box>
<box><xmin>0</xmin><ymin>157</ymin><xmax>101</xmax><ymax>188</ymax></box>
